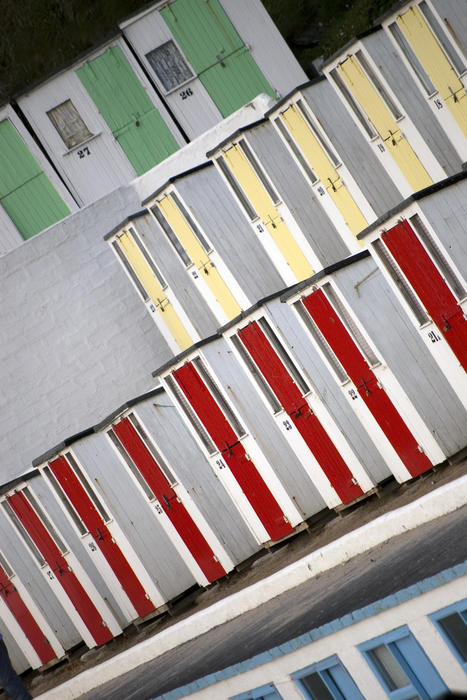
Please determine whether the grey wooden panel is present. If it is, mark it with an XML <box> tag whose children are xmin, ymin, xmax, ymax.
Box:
<box><xmin>175</xmin><ymin>166</ymin><xmax>286</xmax><ymax>301</ymax></box>
<box><xmin>332</xmin><ymin>257</ymin><xmax>467</xmax><ymax>455</ymax></box>
<box><xmin>264</xmin><ymin>297</ymin><xmax>392</xmax><ymax>485</ymax></box>
<box><xmin>0</xmin><ymin>185</ymin><xmax>173</xmax><ymax>484</ymax></box>
<box><xmin>246</xmin><ymin>122</ymin><xmax>351</xmax><ymax>267</ymax></box>
<box><xmin>0</xmin><ymin>618</ymin><xmax>29</xmax><ymax>674</ymax></box>
<box><xmin>363</xmin><ymin>32</ymin><xmax>462</xmax><ymax>176</ymax></box>
<box><xmin>419</xmin><ymin>179</ymin><xmax>467</xmax><ymax>276</ymax></box>
<box><xmin>201</xmin><ymin>338</ymin><xmax>327</xmax><ymax>519</ymax></box>
<box><xmin>132</xmin><ymin>212</ymin><xmax>219</xmax><ymax>338</ymax></box>
<box><xmin>0</xmin><ymin>501</ymin><xmax>81</xmax><ymax>652</ymax></box>
<box><xmin>135</xmin><ymin>395</ymin><xmax>260</xmax><ymax>564</ymax></box>
<box><xmin>72</xmin><ymin>433</ymin><xmax>196</xmax><ymax>601</ymax></box>
<box><xmin>300</xmin><ymin>81</ymin><xmax>404</xmax><ymax>215</ymax></box>
<box><xmin>432</xmin><ymin>0</ymin><xmax>467</xmax><ymax>58</ymax></box>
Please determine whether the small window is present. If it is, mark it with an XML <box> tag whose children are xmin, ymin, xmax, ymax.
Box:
<box><xmin>322</xmin><ymin>283</ymin><xmax>380</xmax><ymax>367</ymax></box>
<box><xmin>128</xmin><ymin>227</ymin><xmax>167</xmax><ymax>289</ymax></box>
<box><xmin>43</xmin><ymin>465</ymin><xmax>88</xmax><ymax>537</ymax></box>
<box><xmin>112</xmin><ymin>239</ymin><xmax>150</xmax><ymax>302</ymax></box>
<box><xmin>2</xmin><ymin>501</ymin><xmax>46</xmax><ymax>567</ymax></box>
<box><xmin>216</xmin><ymin>155</ymin><xmax>258</xmax><ymax>221</ymax></box>
<box><xmin>238</xmin><ymin>140</ymin><xmax>280</xmax><ymax>205</ymax></box>
<box><xmin>0</xmin><ymin>551</ymin><xmax>14</xmax><ymax>579</ymax></box>
<box><xmin>409</xmin><ymin>214</ymin><xmax>467</xmax><ymax>301</ymax></box>
<box><xmin>360</xmin><ymin>627</ymin><xmax>447</xmax><ymax>699</ymax></box>
<box><xmin>293</xmin><ymin>655</ymin><xmax>364</xmax><ymax>699</ymax></box>
<box><xmin>295</xmin><ymin>300</ymin><xmax>349</xmax><ymax>383</ymax></box>
<box><xmin>355</xmin><ymin>50</ymin><xmax>402</xmax><ymax>120</ymax></box>
<box><xmin>47</xmin><ymin>99</ymin><xmax>93</xmax><ymax>149</ymax></box>
<box><xmin>388</xmin><ymin>22</ymin><xmax>436</xmax><ymax>96</ymax></box>
<box><xmin>127</xmin><ymin>414</ymin><xmax>177</xmax><ymax>486</ymax></box>
<box><xmin>372</xmin><ymin>238</ymin><xmax>430</xmax><ymax>326</ymax></box>
<box><xmin>275</xmin><ymin>117</ymin><xmax>318</xmax><ymax>184</ymax></box>
<box><xmin>151</xmin><ymin>204</ymin><xmax>192</xmax><ymax>267</ymax></box>
<box><xmin>146</xmin><ymin>40</ymin><xmax>193</xmax><ymax>92</ymax></box>
<box><xmin>193</xmin><ymin>357</ymin><xmax>246</xmax><ymax>438</ymax></box>
<box><xmin>231</xmin><ymin>334</ymin><xmax>283</xmax><ymax>414</ymax></box>
<box><xmin>107</xmin><ymin>429</ymin><xmax>155</xmax><ymax>501</ymax></box>
<box><xmin>170</xmin><ymin>192</ymin><xmax>212</xmax><ymax>254</ymax></box>
<box><xmin>419</xmin><ymin>1</ymin><xmax>466</xmax><ymax>76</ymax></box>
<box><xmin>296</xmin><ymin>99</ymin><xmax>341</xmax><ymax>167</ymax></box>
<box><xmin>65</xmin><ymin>453</ymin><xmax>111</xmax><ymax>523</ymax></box>
<box><xmin>330</xmin><ymin>68</ymin><xmax>377</xmax><ymax>139</ymax></box>
<box><xmin>258</xmin><ymin>317</ymin><xmax>311</xmax><ymax>394</ymax></box>
<box><xmin>430</xmin><ymin>599</ymin><xmax>467</xmax><ymax>671</ymax></box>
<box><xmin>230</xmin><ymin>683</ymin><xmax>283</xmax><ymax>700</ymax></box>
<box><xmin>164</xmin><ymin>374</ymin><xmax>218</xmax><ymax>455</ymax></box>
<box><xmin>23</xmin><ymin>488</ymin><xmax>68</xmax><ymax>554</ymax></box>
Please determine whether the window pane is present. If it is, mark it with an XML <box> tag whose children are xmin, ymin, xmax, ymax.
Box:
<box><xmin>258</xmin><ymin>317</ymin><xmax>310</xmax><ymax>394</ymax></box>
<box><xmin>128</xmin><ymin>227</ymin><xmax>167</xmax><ymax>289</ymax></box>
<box><xmin>368</xmin><ymin>644</ymin><xmax>412</xmax><ymax>691</ymax></box>
<box><xmin>439</xmin><ymin>612</ymin><xmax>467</xmax><ymax>662</ymax></box>
<box><xmin>112</xmin><ymin>240</ymin><xmax>149</xmax><ymax>302</ymax></box>
<box><xmin>0</xmin><ymin>552</ymin><xmax>14</xmax><ymax>578</ymax></box>
<box><xmin>170</xmin><ymin>192</ymin><xmax>212</xmax><ymax>254</ymax></box>
<box><xmin>127</xmin><ymin>414</ymin><xmax>177</xmax><ymax>486</ymax></box>
<box><xmin>193</xmin><ymin>357</ymin><xmax>246</xmax><ymax>438</ymax></box>
<box><xmin>356</xmin><ymin>50</ymin><xmax>402</xmax><ymax>120</ymax></box>
<box><xmin>330</xmin><ymin>68</ymin><xmax>377</xmax><ymax>139</ymax></box>
<box><xmin>296</xmin><ymin>99</ymin><xmax>340</xmax><ymax>167</ymax></box>
<box><xmin>216</xmin><ymin>156</ymin><xmax>258</xmax><ymax>221</ymax></box>
<box><xmin>275</xmin><ymin>117</ymin><xmax>317</xmax><ymax>183</ymax></box>
<box><xmin>146</xmin><ymin>40</ymin><xmax>193</xmax><ymax>92</ymax></box>
<box><xmin>65</xmin><ymin>453</ymin><xmax>111</xmax><ymax>523</ymax></box>
<box><xmin>44</xmin><ymin>465</ymin><xmax>88</xmax><ymax>536</ymax></box>
<box><xmin>47</xmin><ymin>99</ymin><xmax>92</xmax><ymax>149</ymax></box>
<box><xmin>231</xmin><ymin>334</ymin><xmax>283</xmax><ymax>414</ymax></box>
<box><xmin>388</xmin><ymin>23</ymin><xmax>436</xmax><ymax>95</ymax></box>
<box><xmin>23</xmin><ymin>488</ymin><xmax>67</xmax><ymax>554</ymax></box>
<box><xmin>151</xmin><ymin>205</ymin><xmax>192</xmax><ymax>267</ymax></box>
<box><xmin>107</xmin><ymin>429</ymin><xmax>155</xmax><ymax>500</ymax></box>
<box><xmin>2</xmin><ymin>501</ymin><xmax>46</xmax><ymax>567</ymax></box>
<box><xmin>295</xmin><ymin>300</ymin><xmax>349</xmax><ymax>383</ymax></box>
<box><xmin>165</xmin><ymin>375</ymin><xmax>218</xmax><ymax>455</ymax></box>
<box><xmin>238</xmin><ymin>140</ymin><xmax>280</xmax><ymax>205</ymax></box>
<box><xmin>301</xmin><ymin>672</ymin><xmax>335</xmax><ymax>700</ymax></box>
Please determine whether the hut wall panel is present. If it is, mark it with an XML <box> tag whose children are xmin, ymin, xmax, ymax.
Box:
<box><xmin>418</xmin><ymin>180</ymin><xmax>467</xmax><ymax>276</ymax></box>
<box><xmin>432</xmin><ymin>0</ymin><xmax>467</xmax><ymax>57</ymax></box>
<box><xmin>245</xmin><ymin>122</ymin><xmax>352</xmax><ymax>267</ymax></box>
<box><xmin>363</xmin><ymin>32</ymin><xmax>463</xmax><ymax>177</ymax></box>
<box><xmin>300</xmin><ymin>82</ymin><xmax>404</xmax><ymax>215</ymax></box>
<box><xmin>0</xmin><ymin>505</ymin><xmax>82</xmax><ymax>654</ymax></box>
<box><xmin>175</xmin><ymin>166</ymin><xmax>285</xmax><ymax>301</ymax></box>
<box><xmin>264</xmin><ymin>298</ymin><xmax>392</xmax><ymax>485</ymax></box>
<box><xmin>220</xmin><ymin>0</ymin><xmax>308</xmax><ymax>98</ymax></box>
<box><xmin>136</xmin><ymin>396</ymin><xmax>259</xmax><ymax>564</ymax></box>
<box><xmin>0</xmin><ymin>185</ymin><xmax>172</xmax><ymax>484</ymax></box>
<box><xmin>332</xmin><ymin>257</ymin><xmax>467</xmax><ymax>456</ymax></box>
<box><xmin>133</xmin><ymin>212</ymin><xmax>219</xmax><ymax>338</ymax></box>
<box><xmin>30</xmin><ymin>476</ymin><xmax>127</xmax><ymax>628</ymax></box>
<box><xmin>73</xmin><ymin>433</ymin><xmax>196</xmax><ymax>601</ymax></box>
<box><xmin>121</xmin><ymin>9</ymin><xmax>222</xmax><ymax>139</ymax></box>
<box><xmin>201</xmin><ymin>339</ymin><xmax>327</xmax><ymax>520</ymax></box>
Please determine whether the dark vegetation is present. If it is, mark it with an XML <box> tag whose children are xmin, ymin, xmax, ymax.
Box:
<box><xmin>0</xmin><ymin>0</ymin><xmax>397</xmax><ymax>105</ymax></box>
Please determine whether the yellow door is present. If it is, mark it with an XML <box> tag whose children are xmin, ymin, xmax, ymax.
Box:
<box><xmin>337</xmin><ymin>56</ymin><xmax>433</xmax><ymax>191</ymax></box>
<box><xmin>222</xmin><ymin>144</ymin><xmax>314</xmax><ymax>281</ymax></box>
<box><xmin>397</xmin><ymin>6</ymin><xmax>467</xmax><ymax>137</ymax></box>
<box><xmin>281</xmin><ymin>104</ymin><xmax>367</xmax><ymax>238</ymax></box>
<box><xmin>156</xmin><ymin>195</ymin><xmax>241</xmax><ymax>320</ymax></box>
<box><xmin>115</xmin><ymin>231</ymin><xmax>193</xmax><ymax>350</ymax></box>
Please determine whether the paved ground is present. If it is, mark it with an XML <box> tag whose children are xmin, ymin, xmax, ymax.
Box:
<box><xmin>77</xmin><ymin>503</ymin><xmax>467</xmax><ymax>699</ymax></box>
<box><xmin>11</xmin><ymin>456</ymin><xmax>467</xmax><ymax>699</ymax></box>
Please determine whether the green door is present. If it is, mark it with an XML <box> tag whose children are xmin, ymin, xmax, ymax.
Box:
<box><xmin>77</xmin><ymin>46</ymin><xmax>180</xmax><ymax>176</ymax></box>
<box><xmin>161</xmin><ymin>0</ymin><xmax>275</xmax><ymax>116</ymax></box>
<box><xmin>0</xmin><ymin>119</ymin><xmax>70</xmax><ymax>240</ymax></box>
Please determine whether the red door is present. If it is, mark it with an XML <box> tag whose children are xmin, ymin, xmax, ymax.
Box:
<box><xmin>237</xmin><ymin>321</ymin><xmax>363</xmax><ymax>504</ymax></box>
<box><xmin>302</xmin><ymin>289</ymin><xmax>432</xmax><ymax>478</ymax></box>
<box><xmin>173</xmin><ymin>362</ymin><xmax>293</xmax><ymax>541</ymax></box>
<box><xmin>112</xmin><ymin>418</ymin><xmax>226</xmax><ymax>583</ymax></box>
<box><xmin>0</xmin><ymin>564</ymin><xmax>56</xmax><ymax>665</ymax></box>
<box><xmin>7</xmin><ymin>492</ymin><xmax>113</xmax><ymax>646</ymax></box>
<box><xmin>382</xmin><ymin>219</ymin><xmax>467</xmax><ymax>369</ymax></box>
<box><xmin>48</xmin><ymin>456</ymin><xmax>155</xmax><ymax>618</ymax></box>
